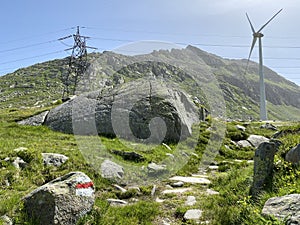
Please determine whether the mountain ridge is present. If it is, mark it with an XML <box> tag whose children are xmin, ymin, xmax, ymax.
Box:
<box><xmin>0</xmin><ymin>45</ymin><xmax>299</xmax><ymax>121</ymax></box>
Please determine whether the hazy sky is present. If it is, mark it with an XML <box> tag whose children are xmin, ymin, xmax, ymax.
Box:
<box><xmin>0</xmin><ymin>0</ymin><xmax>299</xmax><ymax>85</ymax></box>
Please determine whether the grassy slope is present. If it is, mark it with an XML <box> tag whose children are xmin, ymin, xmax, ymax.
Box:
<box><xmin>0</xmin><ymin>107</ymin><xmax>299</xmax><ymax>224</ymax></box>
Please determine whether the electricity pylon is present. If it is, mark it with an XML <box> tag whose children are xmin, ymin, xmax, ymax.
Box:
<box><xmin>59</xmin><ymin>26</ymin><xmax>97</xmax><ymax>99</ymax></box>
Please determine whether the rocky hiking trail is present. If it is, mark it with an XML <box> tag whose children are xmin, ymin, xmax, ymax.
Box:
<box><xmin>107</xmin><ymin>163</ymin><xmax>226</xmax><ymax>225</ymax></box>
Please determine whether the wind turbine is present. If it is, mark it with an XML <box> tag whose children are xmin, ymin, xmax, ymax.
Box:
<box><xmin>246</xmin><ymin>9</ymin><xmax>282</xmax><ymax>121</ymax></box>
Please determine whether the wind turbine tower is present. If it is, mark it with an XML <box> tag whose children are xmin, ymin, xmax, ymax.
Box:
<box><xmin>246</xmin><ymin>9</ymin><xmax>282</xmax><ymax>121</ymax></box>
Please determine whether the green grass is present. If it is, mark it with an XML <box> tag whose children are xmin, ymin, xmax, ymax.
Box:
<box><xmin>0</xmin><ymin>107</ymin><xmax>299</xmax><ymax>224</ymax></box>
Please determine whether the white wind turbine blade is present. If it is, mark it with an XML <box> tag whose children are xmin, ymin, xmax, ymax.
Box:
<box><xmin>257</xmin><ymin>9</ymin><xmax>283</xmax><ymax>33</ymax></box>
<box><xmin>246</xmin><ymin>13</ymin><xmax>256</xmax><ymax>33</ymax></box>
<box><xmin>245</xmin><ymin>36</ymin><xmax>257</xmax><ymax>73</ymax></box>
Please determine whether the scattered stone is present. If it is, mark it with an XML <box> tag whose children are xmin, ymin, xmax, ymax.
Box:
<box><xmin>162</xmin><ymin>188</ymin><xmax>192</xmax><ymax>194</ymax></box>
<box><xmin>107</xmin><ymin>198</ymin><xmax>128</xmax><ymax>206</ymax></box>
<box><xmin>12</xmin><ymin>157</ymin><xmax>27</xmax><ymax>170</ymax></box>
<box><xmin>113</xmin><ymin>184</ymin><xmax>127</xmax><ymax>193</ymax></box>
<box><xmin>110</xmin><ymin>149</ymin><xmax>145</xmax><ymax>162</ymax></box>
<box><xmin>42</xmin><ymin>153</ymin><xmax>69</xmax><ymax>167</ymax></box>
<box><xmin>166</xmin><ymin>153</ymin><xmax>175</xmax><ymax>159</ymax></box>
<box><xmin>101</xmin><ymin>160</ymin><xmax>124</xmax><ymax>181</ymax></box>
<box><xmin>185</xmin><ymin>196</ymin><xmax>197</xmax><ymax>206</ymax></box>
<box><xmin>184</xmin><ymin>209</ymin><xmax>203</xmax><ymax>221</ymax></box>
<box><xmin>285</xmin><ymin>144</ymin><xmax>300</xmax><ymax>165</ymax></box>
<box><xmin>236</xmin><ymin>125</ymin><xmax>246</xmax><ymax>131</ymax></box>
<box><xmin>155</xmin><ymin>197</ymin><xmax>165</xmax><ymax>203</ymax></box>
<box><xmin>170</xmin><ymin>176</ymin><xmax>211</xmax><ymax>185</ymax></box>
<box><xmin>247</xmin><ymin>135</ymin><xmax>269</xmax><ymax>148</ymax></box>
<box><xmin>251</xmin><ymin>141</ymin><xmax>280</xmax><ymax>198</ymax></box>
<box><xmin>237</xmin><ymin>140</ymin><xmax>252</xmax><ymax>148</ymax></box>
<box><xmin>18</xmin><ymin>111</ymin><xmax>49</xmax><ymax>126</ymax></box>
<box><xmin>13</xmin><ymin>147</ymin><xmax>28</xmax><ymax>152</ymax></box>
<box><xmin>260</xmin><ymin>122</ymin><xmax>277</xmax><ymax>130</ymax></box>
<box><xmin>162</xmin><ymin>218</ymin><xmax>171</xmax><ymax>225</ymax></box>
<box><xmin>23</xmin><ymin>171</ymin><xmax>95</xmax><ymax>225</ymax></box>
<box><xmin>206</xmin><ymin>189</ymin><xmax>219</xmax><ymax>195</ymax></box>
<box><xmin>171</xmin><ymin>181</ymin><xmax>184</xmax><ymax>187</ymax></box>
<box><xmin>0</xmin><ymin>215</ymin><xmax>13</xmax><ymax>225</ymax></box>
<box><xmin>208</xmin><ymin>165</ymin><xmax>219</xmax><ymax>170</ymax></box>
<box><xmin>147</xmin><ymin>163</ymin><xmax>167</xmax><ymax>175</ymax></box>
<box><xmin>4</xmin><ymin>179</ymin><xmax>10</xmax><ymax>187</ymax></box>
<box><xmin>262</xmin><ymin>194</ymin><xmax>300</xmax><ymax>223</ymax></box>
<box><xmin>151</xmin><ymin>185</ymin><xmax>156</xmax><ymax>196</ymax></box>
<box><xmin>162</xmin><ymin>143</ymin><xmax>172</xmax><ymax>151</ymax></box>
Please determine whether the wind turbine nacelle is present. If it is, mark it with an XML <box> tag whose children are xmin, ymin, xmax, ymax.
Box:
<box><xmin>253</xmin><ymin>33</ymin><xmax>264</xmax><ymax>38</ymax></box>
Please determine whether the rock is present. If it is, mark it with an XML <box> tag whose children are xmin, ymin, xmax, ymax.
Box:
<box><xmin>237</xmin><ymin>140</ymin><xmax>252</xmax><ymax>148</ymax></box>
<box><xmin>206</xmin><ymin>189</ymin><xmax>219</xmax><ymax>195</ymax></box>
<box><xmin>162</xmin><ymin>188</ymin><xmax>192</xmax><ymax>194</ymax></box>
<box><xmin>251</xmin><ymin>141</ymin><xmax>280</xmax><ymax>198</ymax></box>
<box><xmin>44</xmin><ymin>80</ymin><xmax>199</xmax><ymax>143</ymax></box>
<box><xmin>151</xmin><ymin>185</ymin><xmax>156</xmax><ymax>196</ymax></box>
<box><xmin>107</xmin><ymin>198</ymin><xmax>128</xmax><ymax>206</ymax></box>
<box><xmin>208</xmin><ymin>165</ymin><xmax>219</xmax><ymax>170</ymax></box>
<box><xmin>0</xmin><ymin>215</ymin><xmax>13</xmax><ymax>225</ymax></box>
<box><xmin>170</xmin><ymin>176</ymin><xmax>211</xmax><ymax>184</ymax></box>
<box><xmin>113</xmin><ymin>184</ymin><xmax>127</xmax><ymax>193</ymax></box>
<box><xmin>12</xmin><ymin>157</ymin><xmax>27</xmax><ymax>170</ymax></box>
<box><xmin>185</xmin><ymin>196</ymin><xmax>197</xmax><ymax>206</ymax></box>
<box><xmin>260</xmin><ymin>122</ymin><xmax>277</xmax><ymax>130</ymax></box>
<box><xmin>262</xmin><ymin>194</ymin><xmax>300</xmax><ymax>223</ymax></box>
<box><xmin>110</xmin><ymin>149</ymin><xmax>145</xmax><ymax>162</ymax></box>
<box><xmin>13</xmin><ymin>147</ymin><xmax>28</xmax><ymax>152</ymax></box>
<box><xmin>285</xmin><ymin>144</ymin><xmax>300</xmax><ymax>165</ymax></box>
<box><xmin>42</xmin><ymin>153</ymin><xmax>69</xmax><ymax>167</ymax></box>
<box><xmin>247</xmin><ymin>135</ymin><xmax>269</xmax><ymax>148</ymax></box>
<box><xmin>147</xmin><ymin>163</ymin><xmax>167</xmax><ymax>175</ymax></box>
<box><xmin>18</xmin><ymin>111</ymin><xmax>49</xmax><ymax>126</ymax></box>
<box><xmin>162</xmin><ymin>143</ymin><xmax>172</xmax><ymax>151</ymax></box>
<box><xmin>236</xmin><ymin>125</ymin><xmax>246</xmax><ymax>131</ymax></box>
<box><xmin>184</xmin><ymin>209</ymin><xmax>203</xmax><ymax>221</ymax></box>
<box><xmin>101</xmin><ymin>159</ymin><xmax>124</xmax><ymax>181</ymax></box>
<box><xmin>23</xmin><ymin>171</ymin><xmax>95</xmax><ymax>225</ymax></box>
<box><xmin>171</xmin><ymin>181</ymin><xmax>184</xmax><ymax>187</ymax></box>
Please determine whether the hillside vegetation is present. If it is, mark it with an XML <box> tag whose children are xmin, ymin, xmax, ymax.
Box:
<box><xmin>0</xmin><ymin>46</ymin><xmax>299</xmax><ymax>121</ymax></box>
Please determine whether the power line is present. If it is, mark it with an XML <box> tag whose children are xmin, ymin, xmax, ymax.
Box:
<box><xmin>0</xmin><ymin>50</ymin><xmax>65</xmax><ymax>65</ymax></box>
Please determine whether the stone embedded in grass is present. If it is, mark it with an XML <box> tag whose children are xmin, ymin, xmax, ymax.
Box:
<box><xmin>262</xmin><ymin>194</ymin><xmax>300</xmax><ymax>223</ymax></box>
<box><xmin>23</xmin><ymin>171</ymin><xmax>95</xmax><ymax>225</ymax></box>
<box><xmin>42</xmin><ymin>153</ymin><xmax>69</xmax><ymax>167</ymax></box>
<box><xmin>237</xmin><ymin>140</ymin><xmax>252</xmax><ymax>148</ymax></box>
<box><xmin>247</xmin><ymin>135</ymin><xmax>269</xmax><ymax>148</ymax></box>
<box><xmin>185</xmin><ymin>196</ymin><xmax>197</xmax><ymax>206</ymax></box>
<box><xmin>107</xmin><ymin>198</ymin><xmax>128</xmax><ymax>206</ymax></box>
<box><xmin>285</xmin><ymin>144</ymin><xmax>300</xmax><ymax>165</ymax></box>
<box><xmin>162</xmin><ymin>187</ymin><xmax>192</xmax><ymax>194</ymax></box>
<box><xmin>170</xmin><ymin>176</ymin><xmax>211</xmax><ymax>185</ymax></box>
<box><xmin>184</xmin><ymin>209</ymin><xmax>203</xmax><ymax>221</ymax></box>
<box><xmin>17</xmin><ymin>110</ymin><xmax>49</xmax><ymax>126</ymax></box>
<box><xmin>147</xmin><ymin>163</ymin><xmax>167</xmax><ymax>175</ymax></box>
<box><xmin>12</xmin><ymin>157</ymin><xmax>27</xmax><ymax>170</ymax></box>
<box><xmin>101</xmin><ymin>159</ymin><xmax>124</xmax><ymax>181</ymax></box>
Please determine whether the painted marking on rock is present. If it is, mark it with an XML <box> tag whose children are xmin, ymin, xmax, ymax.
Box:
<box><xmin>75</xmin><ymin>181</ymin><xmax>94</xmax><ymax>197</ymax></box>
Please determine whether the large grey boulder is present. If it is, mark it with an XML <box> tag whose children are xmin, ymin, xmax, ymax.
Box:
<box><xmin>23</xmin><ymin>171</ymin><xmax>95</xmax><ymax>225</ymax></box>
<box><xmin>44</xmin><ymin>80</ymin><xmax>199</xmax><ymax>143</ymax></box>
<box><xmin>262</xmin><ymin>194</ymin><xmax>300</xmax><ymax>223</ymax></box>
<box><xmin>285</xmin><ymin>144</ymin><xmax>300</xmax><ymax>165</ymax></box>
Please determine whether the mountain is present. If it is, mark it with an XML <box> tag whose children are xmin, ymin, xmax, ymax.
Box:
<box><xmin>0</xmin><ymin>45</ymin><xmax>299</xmax><ymax>121</ymax></box>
